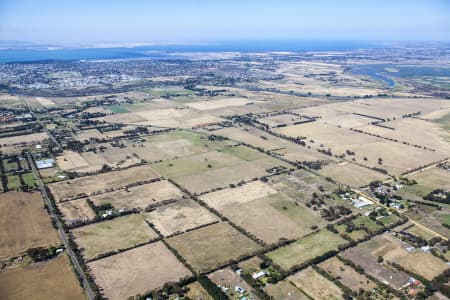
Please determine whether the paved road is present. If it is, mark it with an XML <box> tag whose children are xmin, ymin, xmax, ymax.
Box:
<box><xmin>27</xmin><ymin>153</ymin><xmax>96</xmax><ymax>300</ymax></box>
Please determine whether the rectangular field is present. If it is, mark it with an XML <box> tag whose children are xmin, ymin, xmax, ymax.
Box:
<box><xmin>56</xmin><ymin>150</ymin><xmax>90</xmax><ymax>171</ymax></box>
<box><xmin>0</xmin><ymin>132</ymin><xmax>48</xmax><ymax>146</ymax></box>
<box><xmin>288</xmin><ymin>267</ymin><xmax>344</xmax><ymax>300</ymax></box>
<box><xmin>265</xmin><ymin>280</ymin><xmax>310</xmax><ymax>300</ymax></box>
<box><xmin>185</xmin><ymin>281</ymin><xmax>213</xmax><ymax>300</ymax></box>
<box><xmin>199</xmin><ymin>180</ymin><xmax>278</xmax><ymax>210</ymax></box>
<box><xmin>275</xmin><ymin>120</ymin><xmax>446</xmax><ymax>175</ymax></box>
<box><xmin>48</xmin><ymin>165</ymin><xmax>159</xmax><ymax>201</ymax></box>
<box><xmin>405</xmin><ymin>167</ymin><xmax>450</xmax><ymax>197</ymax></box>
<box><xmin>318</xmin><ymin>161</ymin><xmax>388</xmax><ymax>187</ymax></box>
<box><xmin>88</xmin><ymin>242</ymin><xmax>192</xmax><ymax>300</ymax></box>
<box><xmin>0</xmin><ymin>192</ymin><xmax>60</xmax><ymax>259</ymax></box>
<box><xmin>145</xmin><ymin>199</ymin><xmax>219</xmax><ymax>237</ymax></box>
<box><xmin>167</xmin><ymin>222</ymin><xmax>261</xmax><ymax>272</ymax></box>
<box><xmin>208</xmin><ymin>267</ymin><xmax>261</xmax><ymax>299</ymax></box>
<box><xmin>266</xmin><ymin>230</ymin><xmax>347</xmax><ymax>271</ymax></box>
<box><xmin>340</xmin><ymin>237</ymin><xmax>411</xmax><ymax>289</ymax></box>
<box><xmin>187</xmin><ymin>97</ymin><xmax>255</xmax><ymax>110</ymax></box>
<box><xmin>201</xmin><ymin>181</ymin><xmax>325</xmax><ymax>244</ymax></box>
<box><xmin>73</xmin><ymin>214</ymin><xmax>158</xmax><ymax>260</ymax></box>
<box><xmin>89</xmin><ymin>179</ymin><xmax>183</xmax><ymax>210</ymax></box>
<box><xmin>269</xmin><ymin>168</ymin><xmax>337</xmax><ymax>204</ymax></box>
<box><xmin>214</xmin><ymin>127</ymin><xmax>282</xmax><ymax>151</ymax></box>
<box><xmin>365</xmin><ymin>234</ymin><xmax>449</xmax><ymax>281</ymax></box>
<box><xmin>318</xmin><ymin>257</ymin><xmax>377</xmax><ymax>292</ymax></box>
<box><xmin>176</xmin><ymin>157</ymin><xmax>291</xmax><ymax>194</ymax></box>
<box><xmin>258</xmin><ymin>113</ymin><xmax>307</xmax><ymax>128</ymax></box>
<box><xmin>128</xmin><ymin>129</ymin><xmax>236</xmax><ymax>162</ymax></box>
<box><xmin>132</xmin><ymin>108</ymin><xmax>222</xmax><ymax>128</ymax></box>
<box><xmin>57</xmin><ymin>198</ymin><xmax>97</xmax><ymax>226</ymax></box>
<box><xmin>0</xmin><ymin>254</ymin><xmax>85</xmax><ymax>300</ymax></box>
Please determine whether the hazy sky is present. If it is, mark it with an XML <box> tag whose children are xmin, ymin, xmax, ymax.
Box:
<box><xmin>0</xmin><ymin>0</ymin><xmax>449</xmax><ymax>45</ymax></box>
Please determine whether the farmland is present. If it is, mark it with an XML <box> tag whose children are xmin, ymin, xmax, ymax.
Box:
<box><xmin>318</xmin><ymin>161</ymin><xmax>388</xmax><ymax>187</ymax></box>
<box><xmin>88</xmin><ymin>242</ymin><xmax>192</xmax><ymax>300</ymax></box>
<box><xmin>361</xmin><ymin>234</ymin><xmax>449</xmax><ymax>281</ymax></box>
<box><xmin>57</xmin><ymin>198</ymin><xmax>97</xmax><ymax>225</ymax></box>
<box><xmin>341</xmin><ymin>237</ymin><xmax>412</xmax><ymax>289</ymax></box>
<box><xmin>0</xmin><ymin>132</ymin><xmax>48</xmax><ymax>146</ymax></box>
<box><xmin>48</xmin><ymin>165</ymin><xmax>159</xmax><ymax>201</ymax></box>
<box><xmin>208</xmin><ymin>267</ymin><xmax>260</xmax><ymax>299</ymax></box>
<box><xmin>166</xmin><ymin>222</ymin><xmax>261</xmax><ymax>272</ymax></box>
<box><xmin>266</xmin><ymin>230</ymin><xmax>347</xmax><ymax>271</ymax></box>
<box><xmin>201</xmin><ymin>181</ymin><xmax>325</xmax><ymax>244</ymax></box>
<box><xmin>1</xmin><ymin>46</ymin><xmax>449</xmax><ymax>300</ymax></box>
<box><xmin>149</xmin><ymin>138</ymin><xmax>292</xmax><ymax>195</ymax></box>
<box><xmin>0</xmin><ymin>254</ymin><xmax>85</xmax><ymax>300</ymax></box>
<box><xmin>289</xmin><ymin>267</ymin><xmax>344</xmax><ymax>300</ymax></box>
<box><xmin>0</xmin><ymin>192</ymin><xmax>60</xmax><ymax>259</ymax></box>
<box><xmin>89</xmin><ymin>179</ymin><xmax>183</xmax><ymax>210</ymax></box>
<box><xmin>72</xmin><ymin>214</ymin><xmax>158</xmax><ymax>260</ymax></box>
<box><xmin>185</xmin><ymin>281</ymin><xmax>213</xmax><ymax>300</ymax></box>
<box><xmin>318</xmin><ymin>257</ymin><xmax>377</xmax><ymax>292</ymax></box>
<box><xmin>275</xmin><ymin>119</ymin><xmax>446</xmax><ymax>176</ymax></box>
<box><xmin>405</xmin><ymin>167</ymin><xmax>450</xmax><ymax>197</ymax></box>
<box><xmin>265</xmin><ymin>280</ymin><xmax>310</xmax><ymax>300</ymax></box>
<box><xmin>145</xmin><ymin>199</ymin><xmax>219</xmax><ymax>236</ymax></box>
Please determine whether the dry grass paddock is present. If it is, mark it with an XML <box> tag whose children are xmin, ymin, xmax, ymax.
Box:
<box><xmin>200</xmin><ymin>180</ymin><xmax>278</xmax><ymax>210</ymax></box>
<box><xmin>201</xmin><ymin>181</ymin><xmax>324</xmax><ymax>244</ymax></box>
<box><xmin>266</xmin><ymin>230</ymin><xmax>347</xmax><ymax>271</ymax></box>
<box><xmin>288</xmin><ymin>267</ymin><xmax>344</xmax><ymax>300</ymax></box>
<box><xmin>208</xmin><ymin>267</ymin><xmax>260</xmax><ymax>299</ymax></box>
<box><xmin>318</xmin><ymin>161</ymin><xmax>388</xmax><ymax>187</ymax></box>
<box><xmin>73</xmin><ymin>214</ymin><xmax>158</xmax><ymax>260</ymax></box>
<box><xmin>0</xmin><ymin>254</ymin><xmax>85</xmax><ymax>300</ymax></box>
<box><xmin>166</xmin><ymin>222</ymin><xmax>261</xmax><ymax>272</ymax></box>
<box><xmin>57</xmin><ymin>198</ymin><xmax>96</xmax><ymax>225</ymax></box>
<box><xmin>265</xmin><ymin>280</ymin><xmax>310</xmax><ymax>300</ymax></box>
<box><xmin>0</xmin><ymin>192</ymin><xmax>60</xmax><ymax>259</ymax></box>
<box><xmin>318</xmin><ymin>257</ymin><xmax>377</xmax><ymax>292</ymax></box>
<box><xmin>48</xmin><ymin>165</ymin><xmax>159</xmax><ymax>201</ymax></box>
<box><xmin>56</xmin><ymin>150</ymin><xmax>90</xmax><ymax>171</ymax></box>
<box><xmin>0</xmin><ymin>132</ymin><xmax>48</xmax><ymax>147</ymax></box>
<box><xmin>90</xmin><ymin>179</ymin><xmax>183</xmax><ymax>210</ymax></box>
<box><xmin>187</xmin><ymin>97</ymin><xmax>256</xmax><ymax>111</ymax></box>
<box><xmin>145</xmin><ymin>199</ymin><xmax>219</xmax><ymax>237</ymax></box>
<box><xmin>365</xmin><ymin>234</ymin><xmax>449</xmax><ymax>281</ymax></box>
<box><xmin>88</xmin><ymin>242</ymin><xmax>192</xmax><ymax>300</ymax></box>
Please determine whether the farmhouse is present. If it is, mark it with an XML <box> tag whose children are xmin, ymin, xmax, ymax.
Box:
<box><xmin>252</xmin><ymin>271</ymin><xmax>267</xmax><ymax>280</ymax></box>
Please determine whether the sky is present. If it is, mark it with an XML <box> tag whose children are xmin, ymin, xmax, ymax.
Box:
<box><xmin>0</xmin><ymin>0</ymin><xmax>449</xmax><ymax>45</ymax></box>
